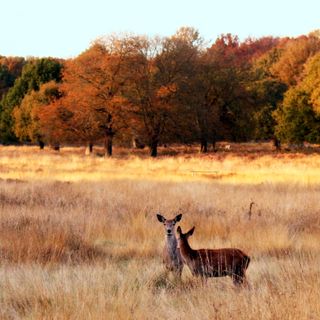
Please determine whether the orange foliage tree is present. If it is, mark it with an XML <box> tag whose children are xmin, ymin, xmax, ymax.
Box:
<box><xmin>271</xmin><ymin>34</ymin><xmax>320</xmax><ymax>86</ymax></box>
<box><xmin>56</xmin><ymin>37</ymin><xmax>132</xmax><ymax>156</ymax></box>
<box><xmin>35</xmin><ymin>82</ymin><xmax>68</xmax><ymax>148</ymax></box>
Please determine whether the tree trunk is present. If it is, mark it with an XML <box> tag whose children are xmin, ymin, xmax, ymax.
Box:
<box><xmin>38</xmin><ymin>140</ymin><xmax>45</xmax><ymax>150</ymax></box>
<box><xmin>85</xmin><ymin>142</ymin><xmax>93</xmax><ymax>155</ymax></box>
<box><xmin>104</xmin><ymin>129</ymin><xmax>114</xmax><ymax>157</ymax></box>
<box><xmin>149</xmin><ymin>139</ymin><xmax>158</xmax><ymax>157</ymax></box>
<box><xmin>212</xmin><ymin>130</ymin><xmax>217</xmax><ymax>152</ymax></box>
<box><xmin>200</xmin><ymin>138</ymin><xmax>208</xmax><ymax>153</ymax></box>
<box><xmin>272</xmin><ymin>136</ymin><xmax>281</xmax><ymax>151</ymax></box>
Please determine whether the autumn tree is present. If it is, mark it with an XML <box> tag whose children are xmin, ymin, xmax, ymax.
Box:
<box><xmin>13</xmin><ymin>81</ymin><xmax>62</xmax><ymax>148</ymax></box>
<box><xmin>121</xmin><ymin>35</ymin><xmax>171</xmax><ymax>157</ymax></box>
<box><xmin>50</xmin><ymin>77</ymin><xmax>101</xmax><ymax>152</ymax></box>
<box><xmin>273</xmin><ymin>40</ymin><xmax>320</xmax><ymax>146</ymax></box>
<box><xmin>59</xmin><ymin>38</ymin><xmax>131</xmax><ymax>156</ymax></box>
<box><xmin>123</xmin><ymin>28</ymin><xmax>202</xmax><ymax>157</ymax></box>
<box><xmin>36</xmin><ymin>83</ymin><xmax>74</xmax><ymax>149</ymax></box>
<box><xmin>250</xmin><ymin>33</ymin><xmax>319</xmax><ymax>148</ymax></box>
<box><xmin>271</xmin><ymin>34</ymin><xmax>320</xmax><ymax>86</ymax></box>
<box><xmin>301</xmin><ymin>52</ymin><xmax>320</xmax><ymax>114</ymax></box>
<box><xmin>184</xmin><ymin>34</ymin><xmax>254</xmax><ymax>152</ymax></box>
<box><xmin>3</xmin><ymin>30</ymin><xmax>320</xmax><ymax>151</ymax></box>
<box><xmin>239</xmin><ymin>36</ymin><xmax>280</xmax><ymax>61</ymax></box>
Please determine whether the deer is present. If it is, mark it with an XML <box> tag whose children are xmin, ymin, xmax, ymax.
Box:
<box><xmin>156</xmin><ymin>213</ymin><xmax>183</xmax><ymax>277</ymax></box>
<box><xmin>176</xmin><ymin>226</ymin><xmax>250</xmax><ymax>285</ymax></box>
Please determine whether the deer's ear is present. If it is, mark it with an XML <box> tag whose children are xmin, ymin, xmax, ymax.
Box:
<box><xmin>177</xmin><ymin>226</ymin><xmax>182</xmax><ymax>235</ymax></box>
<box><xmin>174</xmin><ymin>214</ymin><xmax>182</xmax><ymax>223</ymax></box>
<box><xmin>187</xmin><ymin>226</ymin><xmax>195</xmax><ymax>237</ymax></box>
<box><xmin>156</xmin><ymin>214</ymin><xmax>165</xmax><ymax>223</ymax></box>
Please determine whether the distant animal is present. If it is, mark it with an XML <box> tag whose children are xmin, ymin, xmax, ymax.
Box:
<box><xmin>177</xmin><ymin>226</ymin><xmax>250</xmax><ymax>285</ymax></box>
<box><xmin>224</xmin><ymin>144</ymin><xmax>231</xmax><ymax>150</ymax></box>
<box><xmin>156</xmin><ymin>213</ymin><xmax>183</xmax><ymax>277</ymax></box>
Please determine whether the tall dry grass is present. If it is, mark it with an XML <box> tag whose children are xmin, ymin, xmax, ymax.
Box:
<box><xmin>0</xmin><ymin>145</ymin><xmax>320</xmax><ymax>319</ymax></box>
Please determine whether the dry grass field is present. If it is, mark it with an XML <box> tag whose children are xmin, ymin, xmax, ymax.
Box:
<box><xmin>1</xmin><ymin>143</ymin><xmax>320</xmax><ymax>319</ymax></box>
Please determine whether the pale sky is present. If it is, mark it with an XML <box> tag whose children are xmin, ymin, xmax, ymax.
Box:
<box><xmin>1</xmin><ymin>0</ymin><xmax>319</xmax><ymax>59</ymax></box>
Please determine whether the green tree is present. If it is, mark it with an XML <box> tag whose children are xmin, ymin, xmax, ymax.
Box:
<box><xmin>249</xmin><ymin>48</ymin><xmax>287</xmax><ymax>142</ymax></box>
<box><xmin>0</xmin><ymin>58</ymin><xmax>63</xmax><ymax>143</ymax></box>
<box><xmin>0</xmin><ymin>64</ymin><xmax>14</xmax><ymax>98</ymax></box>
<box><xmin>273</xmin><ymin>87</ymin><xmax>320</xmax><ymax>144</ymax></box>
<box><xmin>0</xmin><ymin>56</ymin><xmax>25</xmax><ymax>98</ymax></box>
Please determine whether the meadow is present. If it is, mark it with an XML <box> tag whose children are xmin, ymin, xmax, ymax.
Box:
<box><xmin>0</xmin><ymin>144</ymin><xmax>320</xmax><ymax>319</ymax></box>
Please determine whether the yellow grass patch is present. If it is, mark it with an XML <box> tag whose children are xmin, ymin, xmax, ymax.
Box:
<box><xmin>1</xmin><ymin>145</ymin><xmax>320</xmax><ymax>184</ymax></box>
<box><xmin>0</xmin><ymin>145</ymin><xmax>320</xmax><ymax>318</ymax></box>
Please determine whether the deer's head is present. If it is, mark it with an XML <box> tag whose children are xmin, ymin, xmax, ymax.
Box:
<box><xmin>176</xmin><ymin>226</ymin><xmax>195</xmax><ymax>243</ymax></box>
<box><xmin>156</xmin><ymin>213</ymin><xmax>182</xmax><ymax>237</ymax></box>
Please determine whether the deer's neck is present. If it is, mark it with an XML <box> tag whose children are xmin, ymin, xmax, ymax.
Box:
<box><xmin>179</xmin><ymin>239</ymin><xmax>195</xmax><ymax>259</ymax></box>
<box><xmin>166</xmin><ymin>234</ymin><xmax>178</xmax><ymax>251</ymax></box>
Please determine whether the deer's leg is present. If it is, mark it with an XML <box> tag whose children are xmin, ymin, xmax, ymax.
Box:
<box><xmin>232</xmin><ymin>267</ymin><xmax>247</xmax><ymax>286</ymax></box>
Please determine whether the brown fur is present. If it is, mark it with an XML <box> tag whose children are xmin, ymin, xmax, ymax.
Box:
<box><xmin>177</xmin><ymin>226</ymin><xmax>250</xmax><ymax>285</ymax></box>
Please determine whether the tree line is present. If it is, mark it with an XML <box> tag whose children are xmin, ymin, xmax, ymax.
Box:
<box><xmin>1</xmin><ymin>27</ymin><xmax>320</xmax><ymax>156</ymax></box>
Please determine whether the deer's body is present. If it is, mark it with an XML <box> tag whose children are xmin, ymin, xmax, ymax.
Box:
<box><xmin>157</xmin><ymin>214</ymin><xmax>183</xmax><ymax>277</ymax></box>
<box><xmin>177</xmin><ymin>226</ymin><xmax>250</xmax><ymax>285</ymax></box>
